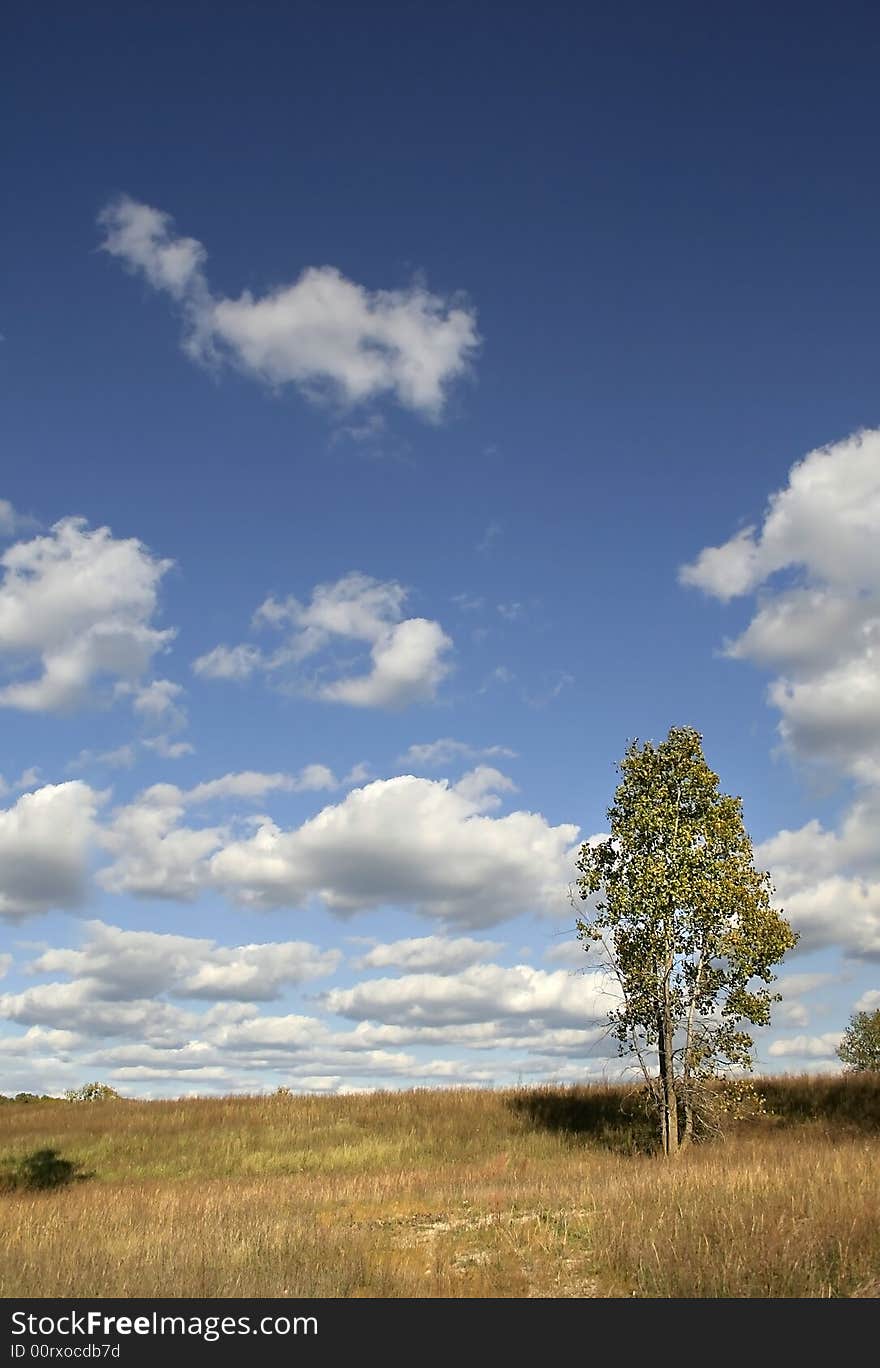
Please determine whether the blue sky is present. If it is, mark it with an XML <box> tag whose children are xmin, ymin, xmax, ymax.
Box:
<box><xmin>2</xmin><ymin>2</ymin><xmax>879</xmax><ymax>1096</ymax></box>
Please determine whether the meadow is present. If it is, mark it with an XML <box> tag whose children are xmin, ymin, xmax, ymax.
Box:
<box><xmin>1</xmin><ymin>1074</ymin><xmax>878</xmax><ymax>1298</ymax></box>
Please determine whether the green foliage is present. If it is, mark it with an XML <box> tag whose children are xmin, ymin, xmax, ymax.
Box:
<box><xmin>575</xmin><ymin>725</ymin><xmax>798</xmax><ymax>1152</ymax></box>
<box><xmin>837</xmin><ymin>1009</ymin><xmax>880</xmax><ymax>1073</ymax></box>
<box><xmin>0</xmin><ymin>1093</ymin><xmax>56</xmax><ymax>1105</ymax></box>
<box><xmin>0</xmin><ymin>1148</ymin><xmax>92</xmax><ymax>1192</ymax></box>
<box><xmin>64</xmin><ymin>1082</ymin><xmax>122</xmax><ymax>1103</ymax></box>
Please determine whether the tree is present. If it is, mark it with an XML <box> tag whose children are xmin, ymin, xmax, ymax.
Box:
<box><xmin>837</xmin><ymin>1009</ymin><xmax>880</xmax><ymax>1072</ymax></box>
<box><xmin>64</xmin><ymin>1082</ymin><xmax>121</xmax><ymax>1102</ymax></box>
<box><xmin>575</xmin><ymin>725</ymin><xmax>798</xmax><ymax>1157</ymax></box>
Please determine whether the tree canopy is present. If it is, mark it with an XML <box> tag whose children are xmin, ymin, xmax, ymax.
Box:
<box><xmin>576</xmin><ymin>725</ymin><xmax>798</xmax><ymax>1155</ymax></box>
<box><xmin>837</xmin><ymin>1009</ymin><xmax>880</xmax><ymax>1072</ymax></box>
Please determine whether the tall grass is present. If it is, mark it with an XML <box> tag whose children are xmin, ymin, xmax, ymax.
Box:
<box><xmin>0</xmin><ymin>1074</ymin><xmax>877</xmax><ymax>1297</ymax></box>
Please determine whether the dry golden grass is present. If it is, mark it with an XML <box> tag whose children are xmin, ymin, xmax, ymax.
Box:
<box><xmin>0</xmin><ymin>1076</ymin><xmax>878</xmax><ymax>1298</ymax></box>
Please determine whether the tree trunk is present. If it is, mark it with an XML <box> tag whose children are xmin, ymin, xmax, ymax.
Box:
<box><xmin>680</xmin><ymin>1096</ymin><xmax>694</xmax><ymax>1149</ymax></box>
<box><xmin>657</xmin><ymin>1011</ymin><xmax>678</xmax><ymax>1157</ymax></box>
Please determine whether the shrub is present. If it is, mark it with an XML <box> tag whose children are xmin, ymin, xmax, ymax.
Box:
<box><xmin>64</xmin><ymin>1082</ymin><xmax>122</xmax><ymax>1103</ymax></box>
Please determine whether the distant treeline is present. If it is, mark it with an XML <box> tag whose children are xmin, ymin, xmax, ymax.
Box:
<box><xmin>1</xmin><ymin>1083</ymin><xmax>122</xmax><ymax>1104</ymax></box>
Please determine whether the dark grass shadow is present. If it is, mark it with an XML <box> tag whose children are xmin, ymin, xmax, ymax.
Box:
<box><xmin>756</xmin><ymin>1074</ymin><xmax>880</xmax><ymax>1133</ymax></box>
<box><xmin>0</xmin><ymin>1148</ymin><xmax>95</xmax><ymax>1193</ymax></box>
<box><xmin>508</xmin><ymin>1084</ymin><xmax>658</xmax><ymax>1155</ymax></box>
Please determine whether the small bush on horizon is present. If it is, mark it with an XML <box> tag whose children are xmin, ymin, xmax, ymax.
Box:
<box><xmin>64</xmin><ymin>1083</ymin><xmax>122</xmax><ymax>1103</ymax></box>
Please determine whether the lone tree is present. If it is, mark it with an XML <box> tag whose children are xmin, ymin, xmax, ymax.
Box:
<box><xmin>837</xmin><ymin>1008</ymin><xmax>880</xmax><ymax>1072</ymax></box>
<box><xmin>575</xmin><ymin>725</ymin><xmax>798</xmax><ymax>1157</ymax></box>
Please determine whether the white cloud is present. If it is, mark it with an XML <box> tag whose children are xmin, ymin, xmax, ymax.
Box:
<box><xmin>355</xmin><ymin>936</ymin><xmax>504</xmax><ymax>974</ymax></box>
<box><xmin>98</xmin><ymin>198</ymin><xmax>207</xmax><ymax>299</ymax></box>
<box><xmin>26</xmin><ymin>920</ymin><xmax>339</xmax><ymax>1003</ymax></box>
<box><xmin>0</xmin><ymin>925</ymin><xmax>624</xmax><ymax>1094</ymax></box>
<box><xmin>321</xmin><ymin>617</ymin><xmax>452</xmax><ymax>708</ymax></box>
<box><xmin>96</xmin><ymin>770</ymin><xmax>579</xmax><ymax>923</ymax></box>
<box><xmin>324</xmin><ymin>962</ymin><xmax>616</xmax><ymax>1028</ymax></box>
<box><xmin>97</xmin><ymin>784</ymin><xmax>225</xmax><ymax>901</ymax></box>
<box><xmin>451</xmin><ymin>766</ymin><xmax>518</xmax><ymax>813</ymax></box>
<box><xmin>0</xmin><ymin>517</ymin><xmax>174</xmax><ymax>713</ymax></box>
<box><xmin>775</xmin><ymin>972</ymin><xmax>838</xmax><ymax>998</ymax></box>
<box><xmin>680</xmin><ymin>428</ymin><xmax>880</xmax><ymax>778</ymax></box>
<box><xmin>95</xmin><ymin>767</ymin><xmax>361</xmax><ymax>899</ymax></box>
<box><xmin>855</xmin><ymin>989</ymin><xmax>880</xmax><ymax>1012</ymax></box>
<box><xmin>186</xmin><ymin>769</ymin><xmax>324</xmax><ymax>805</ymax></box>
<box><xmin>142</xmin><ymin>735</ymin><xmax>195</xmax><ymax>760</ymax></box>
<box><xmin>0</xmin><ymin>782</ymin><xmax>102</xmax><ymax>921</ymax></box>
<box><xmin>0</xmin><ymin>766</ymin><xmax>44</xmax><ymax>796</ymax></box>
<box><xmin>207</xmin><ymin>773</ymin><xmax>579</xmax><ymax>926</ymax></box>
<box><xmin>0</xmin><ymin>1026</ymin><xmax>78</xmax><ymax>1055</ymax></box>
<box><xmin>0</xmin><ymin>954</ymin><xmax>11</xmax><ymax>979</ymax></box>
<box><xmin>197</xmin><ymin>572</ymin><xmax>453</xmax><ymax>710</ymax></box>
<box><xmin>756</xmin><ymin>795</ymin><xmax>880</xmax><ymax>960</ymax></box>
<box><xmin>769</xmin><ymin>876</ymin><xmax>880</xmax><ymax>960</ymax></box>
<box><xmin>68</xmin><ymin>745</ymin><xmax>137</xmax><ymax>772</ymax></box>
<box><xmin>681</xmin><ymin>429</ymin><xmax>880</xmax><ymax>599</ymax></box>
<box><xmin>543</xmin><ymin>940</ymin><xmax>588</xmax><ymax>968</ymax></box>
<box><xmin>129</xmin><ymin>678</ymin><xmax>187</xmax><ymax>727</ymax></box>
<box><xmin>192</xmin><ymin>644</ymin><xmax>264</xmax><ymax>681</ymax></box>
<box><xmin>0</xmin><ymin>981</ymin><xmax>196</xmax><ymax>1040</ymax></box>
<box><xmin>767</xmin><ymin>1032</ymin><xmax>843</xmax><ymax>1059</ymax></box>
<box><xmin>0</xmin><ymin>499</ymin><xmax>37</xmax><ymax>540</ymax></box>
<box><xmin>99</xmin><ymin>196</ymin><xmax>478</xmax><ymax>419</ymax></box>
<box><xmin>399</xmin><ymin>738</ymin><xmax>517</xmax><ymax>768</ymax></box>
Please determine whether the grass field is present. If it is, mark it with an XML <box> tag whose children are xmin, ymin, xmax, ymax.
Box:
<box><xmin>1</xmin><ymin>1075</ymin><xmax>878</xmax><ymax>1298</ymax></box>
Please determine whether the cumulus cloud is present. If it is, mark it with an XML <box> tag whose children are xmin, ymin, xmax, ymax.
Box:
<box><xmin>0</xmin><ymin>782</ymin><xmax>103</xmax><ymax>921</ymax></box>
<box><xmin>99</xmin><ymin>196</ymin><xmax>479</xmax><ymax>419</ymax></box>
<box><xmin>681</xmin><ymin>428</ymin><xmax>880</xmax><ymax>970</ymax></box>
<box><xmin>755</xmin><ymin>794</ymin><xmax>880</xmax><ymax>960</ymax></box>
<box><xmin>97</xmin><ymin>783</ymin><xmax>225</xmax><ymax>902</ymax></box>
<box><xmin>543</xmin><ymin>940</ymin><xmax>589</xmax><ymax>968</ymax></box>
<box><xmin>195</xmin><ymin>572</ymin><xmax>453</xmax><ymax>710</ymax></box>
<box><xmin>25</xmin><ymin>920</ymin><xmax>339</xmax><ymax>1003</ymax></box>
<box><xmin>0</xmin><ymin>921</ymin><xmax>626</xmax><ymax>1094</ymax></box>
<box><xmin>451</xmin><ymin>766</ymin><xmax>518</xmax><ymax>812</ymax></box>
<box><xmin>355</xmin><ymin>936</ymin><xmax>504</xmax><ymax>974</ymax></box>
<box><xmin>94</xmin><ymin>766</ymin><xmax>365</xmax><ymax>900</ymax></box>
<box><xmin>0</xmin><ymin>517</ymin><xmax>174</xmax><ymax>714</ymax></box>
<box><xmin>321</xmin><ymin>617</ymin><xmax>452</xmax><ymax>708</ymax></box>
<box><xmin>97</xmin><ymin>769</ymin><xmax>577</xmax><ymax>923</ymax></box>
<box><xmin>680</xmin><ymin>428</ymin><xmax>880</xmax><ymax>779</ymax></box>
<box><xmin>207</xmin><ymin>773</ymin><xmax>579</xmax><ymax>926</ymax></box>
<box><xmin>767</xmin><ymin>1032</ymin><xmax>843</xmax><ymax>1059</ymax></box>
<box><xmin>324</xmin><ymin>962</ymin><xmax>617</xmax><ymax>1028</ymax></box>
<box><xmin>0</xmin><ymin>981</ymin><xmax>197</xmax><ymax>1041</ymax></box>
